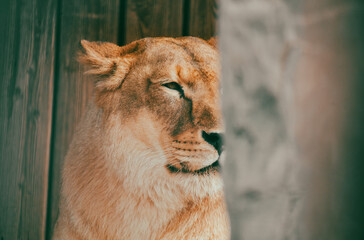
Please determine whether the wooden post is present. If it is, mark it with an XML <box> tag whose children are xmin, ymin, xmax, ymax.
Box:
<box><xmin>46</xmin><ymin>1</ymin><xmax>120</xmax><ymax>238</ymax></box>
<box><xmin>188</xmin><ymin>0</ymin><xmax>218</xmax><ymax>39</ymax></box>
<box><xmin>0</xmin><ymin>0</ymin><xmax>57</xmax><ymax>239</ymax></box>
<box><xmin>125</xmin><ymin>0</ymin><xmax>184</xmax><ymax>43</ymax></box>
<box><xmin>296</xmin><ymin>1</ymin><xmax>364</xmax><ymax>239</ymax></box>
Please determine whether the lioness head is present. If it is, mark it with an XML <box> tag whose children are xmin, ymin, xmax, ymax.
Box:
<box><xmin>79</xmin><ymin>37</ymin><xmax>223</xmax><ymax>202</ymax></box>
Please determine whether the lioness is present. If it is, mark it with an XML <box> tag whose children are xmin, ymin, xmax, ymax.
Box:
<box><xmin>53</xmin><ymin>37</ymin><xmax>230</xmax><ymax>239</ymax></box>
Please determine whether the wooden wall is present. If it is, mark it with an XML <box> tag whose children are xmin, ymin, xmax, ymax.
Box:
<box><xmin>0</xmin><ymin>0</ymin><xmax>217</xmax><ymax>239</ymax></box>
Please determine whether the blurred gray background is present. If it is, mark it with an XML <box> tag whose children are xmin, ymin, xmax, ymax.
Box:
<box><xmin>220</xmin><ymin>0</ymin><xmax>364</xmax><ymax>239</ymax></box>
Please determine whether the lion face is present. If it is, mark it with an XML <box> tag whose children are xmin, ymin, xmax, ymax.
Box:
<box><xmin>80</xmin><ymin>37</ymin><xmax>223</xmax><ymax>199</ymax></box>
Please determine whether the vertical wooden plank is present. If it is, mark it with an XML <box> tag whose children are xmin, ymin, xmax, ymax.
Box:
<box><xmin>0</xmin><ymin>0</ymin><xmax>56</xmax><ymax>239</ymax></box>
<box><xmin>125</xmin><ymin>0</ymin><xmax>184</xmax><ymax>43</ymax></box>
<box><xmin>46</xmin><ymin>0</ymin><xmax>120</xmax><ymax>238</ymax></box>
<box><xmin>188</xmin><ymin>0</ymin><xmax>218</xmax><ymax>39</ymax></box>
<box><xmin>296</xmin><ymin>1</ymin><xmax>364</xmax><ymax>239</ymax></box>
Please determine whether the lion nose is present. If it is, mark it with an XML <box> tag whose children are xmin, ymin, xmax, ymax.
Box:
<box><xmin>202</xmin><ymin>131</ymin><xmax>224</xmax><ymax>155</ymax></box>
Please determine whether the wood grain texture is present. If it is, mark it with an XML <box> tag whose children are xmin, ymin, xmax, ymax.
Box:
<box><xmin>46</xmin><ymin>0</ymin><xmax>120</xmax><ymax>238</ymax></box>
<box><xmin>125</xmin><ymin>0</ymin><xmax>184</xmax><ymax>43</ymax></box>
<box><xmin>0</xmin><ymin>0</ymin><xmax>56</xmax><ymax>239</ymax></box>
<box><xmin>188</xmin><ymin>0</ymin><xmax>218</xmax><ymax>39</ymax></box>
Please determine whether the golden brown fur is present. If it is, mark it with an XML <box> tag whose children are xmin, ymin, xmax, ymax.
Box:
<box><xmin>53</xmin><ymin>37</ymin><xmax>230</xmax><ymax>239</ymax></box>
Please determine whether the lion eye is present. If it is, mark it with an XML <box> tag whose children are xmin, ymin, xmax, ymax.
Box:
<box><xmin>162</xmin><ymin>82</ymin><xmax>185</xmax><ymax>97</ymax></box>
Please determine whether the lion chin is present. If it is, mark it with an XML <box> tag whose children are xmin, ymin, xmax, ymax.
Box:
<box><xmin>52</xmin><ymin>36</ymin><xmax>230</xmax><ymax>240</ymax></box>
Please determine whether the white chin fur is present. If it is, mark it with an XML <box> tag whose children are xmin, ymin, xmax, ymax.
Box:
<box><xmin>102</xmin><ymin>120</ymin><xmax>223</xmax><ymax>208</ymax></box>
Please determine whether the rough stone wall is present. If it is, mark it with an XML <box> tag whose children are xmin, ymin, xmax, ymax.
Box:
<box><xmin>220</xmin><ymin>0</ymin><xmax>364</xmax><ymax>239</ymax></box>
<box><xmin>220</xmin><ymin>1</ymin><xmax>303</xmax><ymax>239</ymax></box>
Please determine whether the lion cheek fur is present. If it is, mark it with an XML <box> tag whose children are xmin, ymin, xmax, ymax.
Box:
<box><xmin>53</xmin><ymin>106</ymin><xmax>229</xmax><ymax>239</ymax></box>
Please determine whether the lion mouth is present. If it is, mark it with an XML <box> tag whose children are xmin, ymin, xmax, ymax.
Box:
<box><xmin>166</xmin><ymin>159</ymin><xmax>220</xmax><ymax>175</ymax></box>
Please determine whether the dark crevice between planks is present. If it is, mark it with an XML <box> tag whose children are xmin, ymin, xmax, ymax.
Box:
<box><xmin>182</xmin><ymin>0</ymin><xmax>191</xmax><ymax>36</ymax></box>
<box><xmin>14</xmin><ymin>2</ymin><xmax>25</xmax><ymax>239</ymax></box>
<box><xmin>45</xmin><ymin>0</ymin><xmax>63</xmax><ymax>239</ymax></box>
<box><xmin>118</xmin><ymin>0</ymin><xmax>128</xmax><ymax>45</ymax></box>
<box><xmin>10</xmin><ymin>2</ymin><xmax>22</xmax><ymax>239</ymax></box>
<box><xmin>7</xmin><ymin>0</ymin><xmax>21</xmax><ymax>119</ymax></box>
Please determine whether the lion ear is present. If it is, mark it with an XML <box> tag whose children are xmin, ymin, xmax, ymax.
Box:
<box><xmin>79</xmin><ymin>40</ymin><xmax>139</xmax><ymax>91</ymax></box>
<box><xmin>207</xmin><ymin>36</ymin><xmax>218</xmax><ymax>49</ymax></box>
